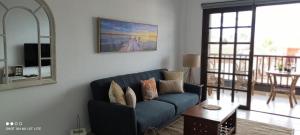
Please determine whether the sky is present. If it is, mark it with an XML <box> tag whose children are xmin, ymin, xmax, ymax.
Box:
<box><xmin>255</xmin><ymin>3</ymin><xmax>300</xmax><ymax>55</ymax></box>
<box><xmin>100</xmin><ymin>19</ymin><xmax>157</xmax><ymax>34</ymax></box>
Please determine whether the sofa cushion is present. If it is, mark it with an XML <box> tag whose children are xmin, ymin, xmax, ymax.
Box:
<box><xmin>135</xmin><ymin>100</ymin><xmax>176</xmax><ymax>133</ymax></box>
<box><xmin>141</xmin><ymin>78</ymin><xmax>158</xmax><ymax>101</ymax></box>
<box><xmin>163</xmin><ymin>71</ymin><xmax>184</xmax><ymax>80</ymax></box>
<box><xmin>159</xmin><ymin>80</ymin><xmax>184</xmax><ymax>94</ymax></box>
<box><xmin>155</xmin><ymin>93</ymin><xmax>198</xmax><ymax>115</ymax></box>
<box><xmin>108</xmin><ymin>81</ymin><xmax>126</xmax><ymax>105</ymax></box>
<box><xmin>125</xmin><ymin>87</ymin><xmax>137</xmax><ymax>108</ymax></box>
<box><xmin>90</xmin><ymin>69</ymin><xmax>166</xmax><ymax>102</ymax></box>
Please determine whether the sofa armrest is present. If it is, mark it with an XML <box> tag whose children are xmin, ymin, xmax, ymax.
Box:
<box><xmin>88</xmin><ymin>100</ymin><xmax>137</xmax><ymax>135</ymax></box>
<box><xmin>184</xmin><ymin>83</ymin><xmax>206</xmax><ymax>102</ymax></box>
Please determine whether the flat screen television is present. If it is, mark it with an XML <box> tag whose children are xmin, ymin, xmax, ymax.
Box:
<box><xmin>24</xmin><ymin>43</ymin><xmax>50</xmax><ymax>67</ymax></box>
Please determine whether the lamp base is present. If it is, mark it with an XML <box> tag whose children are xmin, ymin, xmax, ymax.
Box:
<box><xmin>186</xmin><ymin>68</ymin><xmax>195</xmax><ymax>84</ymax></box>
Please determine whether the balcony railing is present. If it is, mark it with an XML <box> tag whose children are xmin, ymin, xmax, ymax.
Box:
<box><xmin>208</xmin><ymin>54</ymin><xmax>300</xmax><ymax>88</ymax></box>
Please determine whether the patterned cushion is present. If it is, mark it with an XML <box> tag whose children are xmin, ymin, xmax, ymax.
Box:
<box><xmin>141</xmin><ymin>78</ymin><xmax>158</xmax><ymax>100</ymax></box>
<box><xmin>108</xmin><ymin>81</ymin><xmax>126</xmax><ymax>105</ymax></box>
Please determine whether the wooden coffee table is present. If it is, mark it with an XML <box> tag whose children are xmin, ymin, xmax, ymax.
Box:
<box><xmin>182</xmin><ymin>100</ymin><xmax>239</xmax><ymax>135</ymax></box>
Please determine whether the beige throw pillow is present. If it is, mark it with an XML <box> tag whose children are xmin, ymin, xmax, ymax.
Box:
<box><xmin>141</xmin><ymin>78</ymin><xmax>158</xmax><ymax>101</ymax></box>
<box><xmin>159</xmin><ymin>80</ymin><xmax>184</xmax><ymax>94</ymax></box>
<box><xmin>125</xmin><ymin>87</ymin><xmax>136</xmax><ymax>108</ymax></box>
<box><xmin>108</xmin><ymin>81</ymin><xmax>126</xmax><ymax>105</ymax></box>
<box><xmin>164</xmin><ymin>71</ymin><xmax>184</xmax><ymax>80</ymax></box>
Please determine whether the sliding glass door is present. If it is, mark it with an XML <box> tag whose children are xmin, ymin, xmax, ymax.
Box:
<box><xmin>201</xmin><ymin>6</ymin><xmax>255</xmax><ymax>109</ymax></box>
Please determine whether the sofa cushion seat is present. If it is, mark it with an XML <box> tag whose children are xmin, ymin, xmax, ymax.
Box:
<box><xmin>135</xmin><ymin>100</ymin><xmax>176</xmax><ymax>133</ymax></box>
<box><xmin>155</xmin><ymin>92</ymin><xmax>198</xmax><ymax>115</ymax></box>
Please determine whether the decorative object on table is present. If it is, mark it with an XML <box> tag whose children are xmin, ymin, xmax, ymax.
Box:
<box><xmin>70</xmin><ymin>128</ymin><xmax>87</xmax><ymax>135</ymax></box>
<box><xmin>145</xmin><ymin>117</ymin><xmax>294</xmax><ymax>135</ymax></box>
<box><xmin>183</xmin><ymin>54</ymin><xmax>200</xmax><ymax>84</ymax></box>
<box><xmin>285</xmin><ymin>62</ymin><xmax>292</xmax><ymax>73</ymax></box>
<box><xmin>97</xmin><ymin>18</ymin><xmax>158</xmax><ymax>53</ymax></box>
<box><xmin>202</xmin><ymin>104</ymin><xmax>222</xmax><ymax>110</ymax></box>
<box><xmin>70</xmin><ymin>114</ymin><xmax>87</xmax><ymax>135</ymax></box>
<box><xmin>278</xmin><ymin>64</ymin><xmax>283</xmax><ymax>71</ymax></box>
<box><xmin>2</xmin><ymin>66</ymin><xmax>23</xmax><ymax>77</ymax></box>
<box><xmin>14</xmin><ymin>66</ymin><xmax>23</xmax><ymax>76</ymax></box>
<box><xmin>140</xmin><ymin>78</ymin><xmax>158</xmax><ymax>100</ymax></box>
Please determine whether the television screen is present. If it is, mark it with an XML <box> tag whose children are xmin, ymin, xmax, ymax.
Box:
<box><xmin>24</xmin><ymin>43</ymin><xmax>50</xmax><ymax>67</ymax></box>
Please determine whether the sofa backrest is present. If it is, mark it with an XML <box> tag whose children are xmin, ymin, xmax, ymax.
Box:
<box><xmin>90</xmin><ymin>69</ymin><xmax>166</xmax><ymax>102</ymax></box>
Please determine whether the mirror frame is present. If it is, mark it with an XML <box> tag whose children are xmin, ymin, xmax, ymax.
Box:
<box><xmin>0</xmin><ymin>0</ymin><xmax>56</xmax><ymax>91</ymax></box>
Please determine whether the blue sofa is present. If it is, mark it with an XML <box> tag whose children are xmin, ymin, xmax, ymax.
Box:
<box><xmin>88</xmin><ymin>69</ymin><xmax>206</xmax><ymax>135</ymax></box>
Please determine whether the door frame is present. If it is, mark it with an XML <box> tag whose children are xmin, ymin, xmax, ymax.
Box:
<box><xmin>201</xmin><ymin>6</ymin><xmax>255</xmax><ymax>110</ymax></box>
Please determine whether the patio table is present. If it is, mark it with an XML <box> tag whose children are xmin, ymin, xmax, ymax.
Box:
<box><xmin>266</xmin><ymin>70</ymin><xmax>300</xmax><ymax>108</ymax></box>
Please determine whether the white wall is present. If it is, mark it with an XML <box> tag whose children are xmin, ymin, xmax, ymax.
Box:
<box><xmin>180</xmin><ymin>0</ymin><xmax>234</xmax><ymax>83</ymax></box>
<box><xmin>0</xmin><ymin>0</ymin><xmax>181</xmax><ymax>134</ymax></box>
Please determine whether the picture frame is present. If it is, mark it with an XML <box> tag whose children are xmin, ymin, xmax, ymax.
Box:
<box><xmin>97</xmin><ymin>18</ymin><xmax>158</xmax><ymax>53</ymax></box>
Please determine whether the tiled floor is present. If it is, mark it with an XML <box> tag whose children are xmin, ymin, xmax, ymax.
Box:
<box><xmin>207</xmin><ymin>90</ymin><xmax>300</xmax><ymax>134</ymax></box>
<box><xmin>208</xmin><ymin>90</ymin><xmax>300</xmax><ymax>118</ymax></box>
<box><xmin>237</xmin><ymin>110</ymin><xmax>300</xmax><ymax>135</ymax></box>
<box><xmin>251</xmin><ymin>91</ymin><xmax>300</xmax><ymax>118</ymax></box>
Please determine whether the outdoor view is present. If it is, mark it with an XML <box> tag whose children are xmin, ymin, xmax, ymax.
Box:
<box><xmin>254</xmin><ymin>3</ymin><xmax>300</xmax><ymax>85</ymax></box>
<box><xmin>208</xmin><ymin>3</ymin><xmax>300</xmax><ymax>77</ymax></box>
<box><xmin>209</xmin><ymin>3</ymin><xmax>300</xmax><ymax>56</ymax></box>
<box><xmin>207</xmin><ymin>3</ymin><xmax>300</xmax><ymax>118</ymax></box>
<box><xmin>255</xmin><ymin>3</ymin><xmax>300</xmax><ymax>56</ymax></box>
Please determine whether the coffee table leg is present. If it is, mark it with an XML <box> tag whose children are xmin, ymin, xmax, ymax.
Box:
<box><xmin>184</xmin><ymin>117</ymin><xmax>192</xmax><ymax>135</ymax></box>
<box><xmin>233</xmin><ymin>110</ymin><xmax>237</xmax><ymax>134</ymax></box>
<box><xmin>220</xmin><ymin>109</ymin><xmax>236</xmax><ymax>134</ymax></box>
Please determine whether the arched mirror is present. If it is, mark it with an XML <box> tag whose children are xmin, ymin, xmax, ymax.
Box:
<box><xmin>0</xmin><ymin>0</ymin><xmax>56</xmax><ymax>91</ymax></box>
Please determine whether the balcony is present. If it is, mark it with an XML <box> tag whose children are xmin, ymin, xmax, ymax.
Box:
<box><xmin>208</xmin><ymin>54</ymin><xmax>300</xmax><ymax>95</ymax></box>
<box><xmin>207</xmin><ymin>54</ymin><xmax>300</xmax><ymax>118</ymax></box>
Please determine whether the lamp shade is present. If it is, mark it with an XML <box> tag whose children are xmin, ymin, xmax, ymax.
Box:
<box><xmin>183</xmin><ymin>54</ymin><xmax>200</xmax><ymax>68</ymax></box>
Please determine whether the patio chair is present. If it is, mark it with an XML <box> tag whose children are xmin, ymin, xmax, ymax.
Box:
<box><xmin>207</xmin><ymin>60</ymin><xmax>225</xmax><ymax>96</ymax></box>
<box><xmin>235</xmin><ymin>61</ymin><xmax>256</xmax><ymax>95</ymax></box>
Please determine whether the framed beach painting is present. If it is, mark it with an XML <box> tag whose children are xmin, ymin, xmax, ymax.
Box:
<box><xmin>97</xmin><ymin>18</ymin><xmax>158</xmax><ymax>53</ymax></box>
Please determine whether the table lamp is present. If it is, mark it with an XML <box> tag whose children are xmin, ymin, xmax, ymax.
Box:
<box><xmin>183</xmin><ymin>54</ymin><xmax>200</xmax><ymax>84</ymax></box>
